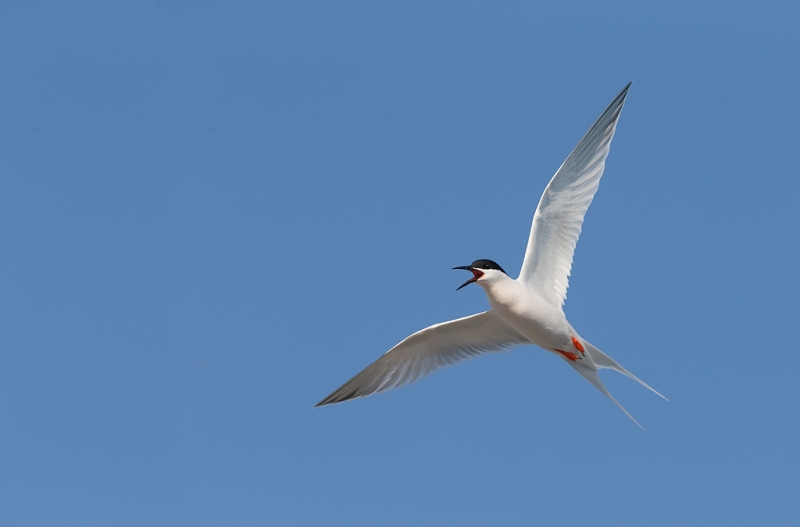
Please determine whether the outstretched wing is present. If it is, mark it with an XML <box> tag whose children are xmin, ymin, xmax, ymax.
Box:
<box><xmin>315</xmin><ymin>311</ymin><xmax>528</xmax><ymax>406</ymax></box>
<box><xmin>518</xmin><ymin>83</ymin><xmax>631</xmax><ymax>310</ymax></box>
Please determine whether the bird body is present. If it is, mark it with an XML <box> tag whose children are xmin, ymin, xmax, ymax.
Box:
<box><xmin>316</xmin><ymin>83</ymin><xmax>666</xmax><ymax>426</ymax></box>
<box><xmin>478</xmin><ymin>270</ymin><xmax>574</xmax><ymax>353</ymax></box>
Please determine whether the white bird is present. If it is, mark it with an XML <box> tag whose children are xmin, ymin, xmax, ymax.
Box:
<box><xmin>316</xmin><ymin>83</ymin><xmax>666</xmax><ymax>426</ymax></box>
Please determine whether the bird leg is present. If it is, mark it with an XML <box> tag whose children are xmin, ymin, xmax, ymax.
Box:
<box><xmin>572</xmin><ymin>336</ymin><xmax>585</xmax><ymax>356</ymax></box>
<box><xmin>556</xmin><ymin>349</ymin><xmax>581</xmax><ymax>361</ymax></box>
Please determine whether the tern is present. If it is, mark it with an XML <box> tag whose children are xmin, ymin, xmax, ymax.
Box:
<box><xmin>316</xmin><ymin>83</ymin><xmax>666</xmax><ymax>425</ymax></box>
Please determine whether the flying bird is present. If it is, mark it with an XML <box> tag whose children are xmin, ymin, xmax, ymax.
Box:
<box><xmin>316</xmin><ymin>83</ymin><xmax>666</xmax><ymax>426</ymax></box>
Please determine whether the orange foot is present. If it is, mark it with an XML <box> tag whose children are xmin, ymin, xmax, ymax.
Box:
<box><xmin>556</xmin><ymin>349</ymin><xmax>581</xmax><ymax>361</ymax></box>
<box><xmin>572</xmin><ymin>336</ymin><xmax>585</xmax><ymax>355</ymax></box>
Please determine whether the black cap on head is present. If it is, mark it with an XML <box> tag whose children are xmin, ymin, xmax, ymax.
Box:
<box><xmin>452</xmin><ymin>259</ymin><xmax>507</xmax><ymax>291</ymax></box>
<box><xmin>470</xmin><ymin>259</ymin><xmax>507</xmax><ymax>275</ymax></box>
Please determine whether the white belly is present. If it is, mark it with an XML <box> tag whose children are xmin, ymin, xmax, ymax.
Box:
<box><xmin>481</xmin><ymin>278</ymin><xmax>574</xmax><ymax>352</ymax></box>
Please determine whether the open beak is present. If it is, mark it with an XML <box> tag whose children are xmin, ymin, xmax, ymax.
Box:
<box><xmin>453</xmin><ymin>265</ymin><xmax>484</xmax><ymax>291</ymax></box>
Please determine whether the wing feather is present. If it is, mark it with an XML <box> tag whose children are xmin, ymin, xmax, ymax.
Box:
<box><xmin>315</xmin><ymin>311</ymin><xmax>528</xmax><ymax>406</ymax></box>
<box><xmin>518</xmin><ymin>83</ymin><xmax>631</xmax><ymax>310</ymax></box>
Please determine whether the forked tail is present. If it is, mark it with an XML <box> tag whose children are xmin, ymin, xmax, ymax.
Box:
<box><xmin>584</xmin><ymin>341</ymin><xmax>667</xmax><ymax>401</ymax></box>
<box><xmin>567</xmin><ymin>341</ymin><xmax>667</xmax><ymax>429</ymax></box>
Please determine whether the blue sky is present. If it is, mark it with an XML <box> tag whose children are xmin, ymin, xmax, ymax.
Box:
<box><xmin>1</xmin><ymin>2</ymin><xmax>798</xmax><ymax>526</ymax></box>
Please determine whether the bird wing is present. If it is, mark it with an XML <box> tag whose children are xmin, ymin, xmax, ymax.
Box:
<box><xmin>517</xmin><ymin>83</ymin><xmax>631</xmax><ymax>310</ymax></box>
<box><xmin>315</xmin><ymin>310</ymin><xmax>528</xmax><ymax>406</ymax></box>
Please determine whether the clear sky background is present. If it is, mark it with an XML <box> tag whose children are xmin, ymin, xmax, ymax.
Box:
<box><xmin>1</xmin><ymin>2</ymin><xmax>798</xmax><ymax>526</ymax></box>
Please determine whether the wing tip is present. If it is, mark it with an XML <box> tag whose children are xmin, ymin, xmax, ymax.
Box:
<box><xmin>314</xmin><ymin>394</ymin><xmax>346</xmax><ymax>408</ymax></box>
<box><xmin>610</xmin><ymin>82</ymin><xmax>632</xmax><ymax>112</ymax></box>
<box><xmin>315</xmin><ymin>383</ymin><xmax>367</xmax><ymax>407</ymax></box>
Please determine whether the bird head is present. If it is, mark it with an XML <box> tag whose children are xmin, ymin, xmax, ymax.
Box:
<box><xmin>453</xmin><ymin>259</ymin><xmax>508</xmax><ymax>290</ymax></box>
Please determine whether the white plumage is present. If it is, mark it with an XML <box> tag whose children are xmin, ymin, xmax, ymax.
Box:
<box><xmin>519</xmin><ymin>85</ymin><xmax>629</xmax><ymax>310</ymax></box>
<box><xmin>315</xmin><ymin>311</ymin><xmax>529</xmax><ymax>406</ymax></box>
<box><xmin>316</xmin><ymin>83</ymin><xmax>666</xmax><ymax>426</ymax></box>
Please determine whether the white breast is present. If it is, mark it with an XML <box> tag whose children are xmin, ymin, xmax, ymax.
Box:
<box><xmin>479</xmin><ymin>276</ymin><xmax>572</xmax><ymax>351</ymax></box>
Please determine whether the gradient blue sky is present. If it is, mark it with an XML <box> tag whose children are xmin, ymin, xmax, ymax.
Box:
<box><xmin>1</xmin><ymin>2</ymin><xmax>799</xmax><ymax>526</ymax></box>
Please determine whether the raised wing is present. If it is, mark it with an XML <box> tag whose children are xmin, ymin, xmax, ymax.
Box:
<box><xmin>518</xmin><ymin>83</ymin><xmax>631</xmax><ymax>310</ymax></box>
<box><xmin>315</xmin><ymin>311</ymin><xmax>528</xmax><ymax>406</ymax></box>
